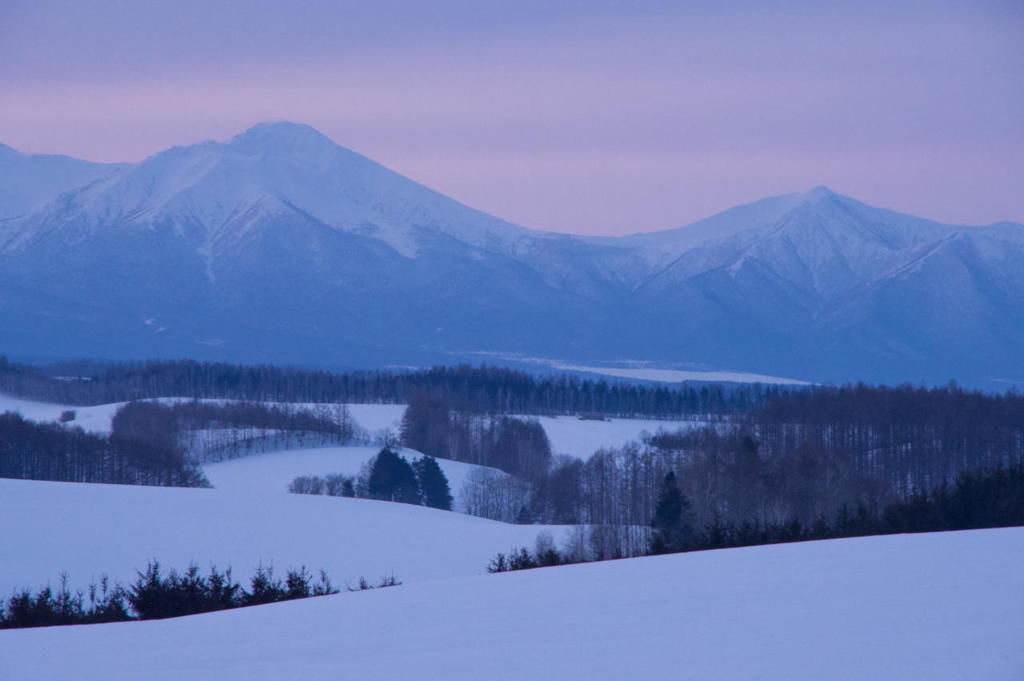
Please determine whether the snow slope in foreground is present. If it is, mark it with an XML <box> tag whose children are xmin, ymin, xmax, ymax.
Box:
<box><xmin>0</xmin><ymin>478</ymin><xmax>564</xmax><ymax>594</ymax></box>
<box><xmin>2</xmin><ymin>528</ymin><xmax>1020</xmax><ymax>681</ymax></box>
<box><xmin>203</xmin><ymin>445</ymin><xmax>503</xmax><ymax>511</ymax></box>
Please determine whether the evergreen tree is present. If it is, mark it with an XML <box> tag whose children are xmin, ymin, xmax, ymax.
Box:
<box><xmin>367</xmin><ymin>448</ymin><xmax>422</xmax><ymax>504</ymax></box>
<box><xmin>413</xmin><ymin>455</ymin><xmax>453</xmax><ymax>510</ymax></box>
<box><xmin>650</xmin><ymin>471</ymin><xmax>695</xmax><ymax>554</ymax></box>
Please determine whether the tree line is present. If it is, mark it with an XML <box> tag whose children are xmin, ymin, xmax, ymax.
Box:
<box><xmin>0</xmin><ymin>411</ymin><xmax>208</xmax><ymax>487</ymax></box>
<box><xmin>1</xmin><ymin>399</ymin><xmax>358</xmax><ymax>486</ymax></box>
<box><xmin>394</xmin><ymin>384</ymin><xmax>1024</xmax><ymax>558</ymax></box>
<box><xmin>0</xmin><ymin>356</ymin><xmax>780</xmax><ymax>418</ymax></box>
<box><xmin>110</xmin><ymin>399</ymin><xmax>358</xmax><ymax>463</ymax></box>
<box><xmin>488</xmin><ymin>465</ymin><xmax>1024</xmax><ymax>571</ymax></box>
<box><xmin>400</xmin><ymin>391</ymin><xmax>554</xmax><ymax>481</ymax></box>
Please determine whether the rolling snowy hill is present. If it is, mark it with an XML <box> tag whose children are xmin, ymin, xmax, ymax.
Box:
<box><xmin>202</xmin><ymin>445</ymin><xmax>505</xmax><ymax>510</ymax></box>
<box><xmin>0</xmin><ymin>477</ymin><xmax>568</xmax><ymax>595</ymax></box>
<box><xmin>1</xmin><ymin>527</ymin><xmax>1020</xmax><ymax>681</ymax></box>
<box><xmin>2</xmin><ymin>122</ymin><xmax>1022</xmax><ymax>386</ymax></box>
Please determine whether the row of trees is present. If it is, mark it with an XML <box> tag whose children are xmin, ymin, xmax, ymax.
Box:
<box><xmin>489</xmin><ymin>466</ymin><xmax>1024</xmax><ymax>570</ymax></box>
<box><xmin>110</xmin><ymin>400</ymin><xmax>358</xmax><ymax>463</ymax></box>
<box><xmin>400</xmin><ymin>392</ymin><xmax>553</xmax><ymax>480</ymax></box>
<box><xmin>456</xmin><ymin>406</ymin><xmax>1023</xmax><ymax>556</ymax></box>
<box><xmin>0</xmin><ymin>411</ymin><xmax>208</xmax><ymax>487</ymax></box>
<box><xmin>0</xmin><ymin>357</ymin><xmax>780</xmax><ymax>418</ymax></box>
<box><xmin>288</xmin><ymin>449</ymin><xmax>454</xmax><ymax>511</ymax></box>
<box><xmin>746</xmin><ymin>382</ymin><xmax>1024</xmax><ymax>495</ymax></box>
<box><xmin>0</xmin><ymin>398</ymin><xmax>360</xmax><ymax>487</ymax></box>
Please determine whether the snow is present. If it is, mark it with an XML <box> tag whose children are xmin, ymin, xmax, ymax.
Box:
<box><xmin>522</xmin><ymin>414</ymin><xmax>702</xmax><ymax>460</ymax></box>
<box><xmin>1</xmin><ymin>527</ymin><xmax>1020</xmax><ymax>681</ymax></box>
<box><xmin>0</xmin><ymin>477</ymin><xmax>567</xmax><ymax>596</ymax></box>
<box><xmin>0</xmin><ymin>391</ymin><xmax>703</xmax><ymax>462</ymax></box>
<box><xmin>203</xmin><ymin>445</ymin><xmax>503</xmax><ymax>511</ymax></box>
<box><xmin>551</xmin><ymin>363</ymin><xmax>813</xmax><ymax>385</ymax></box>
<box><xmin>344</xmin><ymin>403</ymin><xmax>406</xmax><ymax>435</ymax></box>
<box><xmin>0</xmin><ymin>393</ymin><xmax>125</xmax><ymax>434</ymax></box>
<box><xmin>0</xmin><ymin>394</ymin><xmax>405</xmax><ymax>438</ymax></box>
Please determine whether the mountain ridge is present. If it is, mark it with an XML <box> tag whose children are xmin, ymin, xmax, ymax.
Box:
<box><xmin>1</xmin><ymin>121</ymin><xmax>1021</xmax><ymax>387</ymax></box>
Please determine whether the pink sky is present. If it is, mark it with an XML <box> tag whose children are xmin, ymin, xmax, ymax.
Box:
<box><xmin>1</xmin><ymin>0</ymin><xmax>1021</xmax><ymax>234</ymax></box>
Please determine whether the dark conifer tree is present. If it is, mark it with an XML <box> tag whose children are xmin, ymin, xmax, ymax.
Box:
<box><xmin>650</xmin><ymin>471</ymin><xmax>695</xmax><ymax>554</ymax></box>
<box><xmin>367</xmin><ymin>448</ymin><xmax>422</xmax><ymax>504</ymax></box>
<box><xmin>413</xmin><ymin>455</ymin><xmax>453</xmax><ymax>510</ymax></box>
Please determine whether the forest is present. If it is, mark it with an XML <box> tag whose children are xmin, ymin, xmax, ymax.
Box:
<box><xmin>0</xmin><ymin>400</ymin><xmax>356</xmax><ymax>486</ymax></box>
<box><xmin>396</xmin><ymin>382</ymin><xmax>1024</xmax><ymax>555</ymax></box>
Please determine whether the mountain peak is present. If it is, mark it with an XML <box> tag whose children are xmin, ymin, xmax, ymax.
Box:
<box><xmin>228</xmin><ymin>121</ymin><xmax>338</xmax><ymax>157</ymax></box>
<box><xmin>800</xmin><ymin>185</ymin><xmax>841</xmax><ymax>202</ymax></box>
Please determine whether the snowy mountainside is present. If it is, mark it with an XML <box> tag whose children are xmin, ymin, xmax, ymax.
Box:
<box><xmin>1</xmin><ymin>122</ymin><xmax>1022</xmax><ymax>386</ymax></box>
<box><xmin>0</xmin><ymin>144</ymin><xmax>124</xmax><ymax>223</ymax></box>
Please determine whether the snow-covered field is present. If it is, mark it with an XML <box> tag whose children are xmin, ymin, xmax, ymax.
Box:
<box><xmin>0</xmin><ymin>478</ymin><xmax>566</xmax><ymax>595</ymax></box>
<box><xmin>1</xmin><ymin>392</ymin><xmax>699</xmax><ymax>460</ymax></box>
<box><xmin>203</xmin><ymin>445</ymin><xmax>503</xmax><ymax>510</ymax></box>
<box><xmin>0</xmin><ymin>394</ymin><xmax>408</xmax><ymax>438</ymax></box>
<box><xmin>2</xmin><ymin>527</ymin><xmax>1020</xmax><ymax>681</ymax></box>
<box><xmin>526</xmin><ymin>414</ymin><xmax>702</xmax><ymax>459</ymax></box>
<box><xmin>0</xmin><ymin>393</ymin><xmax>126</xmax><ymax>434</ymax></box>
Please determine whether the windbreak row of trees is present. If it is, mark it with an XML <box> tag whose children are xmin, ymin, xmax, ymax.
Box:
<box><xmin>400</xmin><ymin>392</ymin><xmax>554</xmax><ymax>481</ymax></box>
<box><xmin>746</xmin><ymin>383</ymin><xmax>1024</xmax><ymax>495</ymax></box>
<box><xmin>111</xmin><ymin>400</ymin><xmax>358</xmax><ymax>463</ymax></box>
<box><xmin>489</xmin><ymin>466</ymin><xmax>1024</xmax><ymax>571</ymax></box>
<box><xmin>0</xmin><ymin>412</ymin><xmax>208</xmax><ymax>487</ymax></box>
<box><xmin>0</xmin><ymin>357</ymin><xmax>779</xmax><ymax>417</ymax></box>
<box><xmin>1</xmin><ymin>399</ymin><xmax>360</xmax><ymax>487</ymax></box>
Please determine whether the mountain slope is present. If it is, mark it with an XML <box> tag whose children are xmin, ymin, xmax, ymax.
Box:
<box><xmin>0</xmin><ymin>144</ymin><xmax>123</xmax><ymax>222</ymax></box>
<box><xmin>1</xmin><ymin>123</ymin><xmax>1021</xmax><ymax>386</ymax></box>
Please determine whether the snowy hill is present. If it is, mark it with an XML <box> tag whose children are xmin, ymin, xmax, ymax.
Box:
<box><xmin>2</xmin><ymin>123</ymin><xmax>1022</xmax><ymax>386</ymax></box>
<box><xmin>202</xmin><ymin>445</ymin><xmax>505</xmax><ymax>511</ymax></box>
<box><xmin>0</xmin><ymin>477</ymin><xmax>567</xmax><ymax>595</ymax></box>
<box><xmin>1</xmin><ymin>527</ymin><xmax>1020</xmax><ymax>681</ymax></box>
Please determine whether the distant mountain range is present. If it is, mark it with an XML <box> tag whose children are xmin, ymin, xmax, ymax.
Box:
<box><xmin>2</xmin><ymin>122</ymin><xmax>1022</xmax><ymax>387</ymax></box>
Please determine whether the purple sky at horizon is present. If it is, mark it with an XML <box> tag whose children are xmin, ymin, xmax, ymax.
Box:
<box><xmin>1</xmin><ymin>0</ymin><xmax>1021</xmax><ymax>235</ymax></box>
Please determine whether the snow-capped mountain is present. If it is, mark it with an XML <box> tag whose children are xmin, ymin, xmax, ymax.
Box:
<box><xmin>2</xmin><ymin>122</ymin><xmax>1021</xmax><ymax>386</ymax></box>
<box><xmin>0</xmin><ymin>144</ymin><xmax>124</xmax><ymax>221</ymax></box>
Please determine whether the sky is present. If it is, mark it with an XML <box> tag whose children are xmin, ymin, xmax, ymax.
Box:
<box><xmin>1</xmin><ymin>0</ymin><xmax>1021</xmax><ymax>235</ymax></box>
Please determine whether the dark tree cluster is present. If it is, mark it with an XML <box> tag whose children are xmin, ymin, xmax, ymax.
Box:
<box><xmin>746</xmin><ymin>382</ymin><xmax>1024</xmax><ymax>495</ymax></box>
<box><xmin>110</xmin><ymin>399</ymin><xmax>357</xmax><ymax>463</ymax></box>
<box><xmin>288</xmin><ymin>448</ymin><xmax>453</xmax><ymax>511</ymax></box>
<box><xmin>0</xmin><ymin>411</ymin><xmax>208</xmax><ymax>487</ymax></box>
<box><xmin>0</xmin><ymin>561</ymin><xmax>375</xmax><ymax>630</ymax></box>
<box><xmin>400</xmin><ymin>392</ymin><xmax>553</xmax><ymax>481</ymax></box>
<box><xmin>288</xmin><ymin>473</ymin><xmax>357</xmax><ymax>497</ymax></box>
